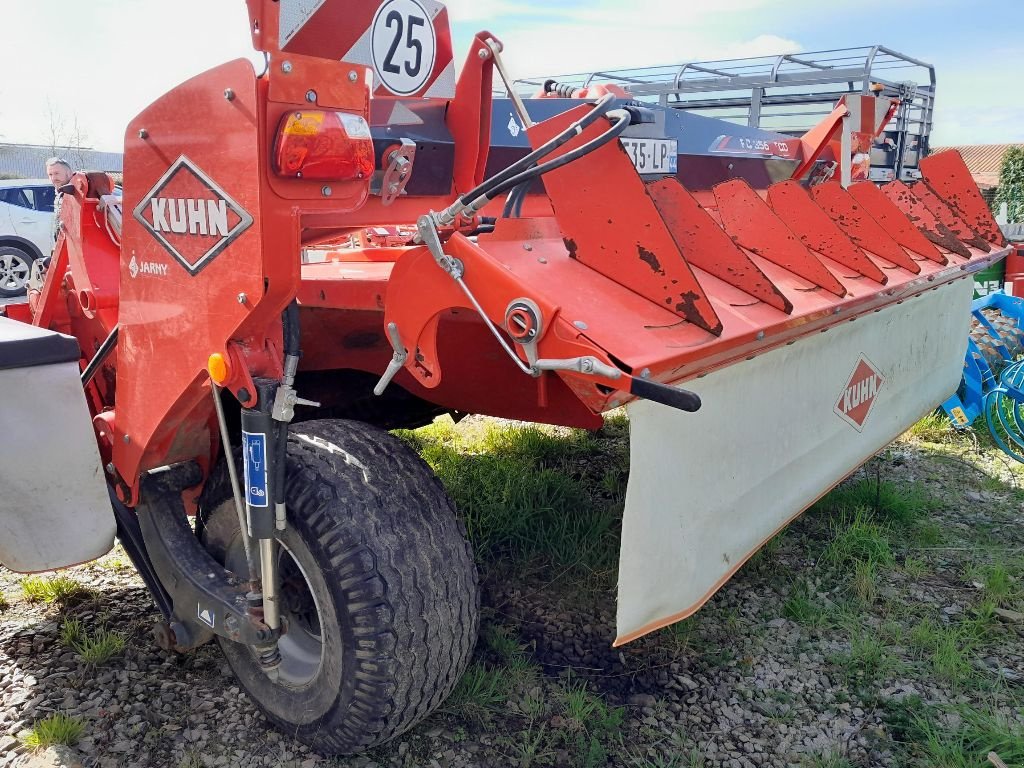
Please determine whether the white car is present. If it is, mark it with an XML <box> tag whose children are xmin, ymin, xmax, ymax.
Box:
<box><xmin>0</xmin><ymin>178</ymin><xmax>57</xmax><ymax>298</ymax></box>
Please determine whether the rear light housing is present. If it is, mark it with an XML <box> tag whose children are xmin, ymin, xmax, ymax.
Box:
<box><xmin>273</xmin><ymin>111</ymin><xmax>375</xmax><ymax>181</ymax></box>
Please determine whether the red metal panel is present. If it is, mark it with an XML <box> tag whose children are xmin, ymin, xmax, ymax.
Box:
<box><xmin>811</xmin><ymin>182</ymin><xmax>920</xmax><ymax>273</ymax></box>
<box><xmin>527</xmin><ymin>105</ymin><xmax>722</xmax><ymax>335</ymax></box>
<box><xmin>114</xmin><ymin>60</ymin><xmax>298</xmax><ymax>497</ymax></box>
<box><xmin>921</xmin><ymin>150</ymin><xmax>1006</xmax><ymax>247</ymax></box>
<box><xmin>848</xmin><ymin>182</ymin><xmax>946</xmax><ymax>264</ymax></box>
<box><xmin>766</xmin><ymin>181</ymin><xmax>887</xmax><ymax>284</ymax></box>
<box><xmin>447</xmin><ymin>33</ymin><xmax>495</xmax><ymax>195</ymax></box>
<box><xmin>880</xmin><ymin>181</ymin><xmax>971</xmax><ymax>259</ymax></box>
<box><xmin>647</xmin><ymin>179</ymin><xmax>792</xmax><ymax>313</ymax></box>
<box><xmin>913</xmin><ymin>182</ymin><xmax>991</xmax><ymax>253</ymax></box>
<box><xmin>712</xmin><ymin>179</ymin><xmax>846</xmax><ymax>297</ymax></box>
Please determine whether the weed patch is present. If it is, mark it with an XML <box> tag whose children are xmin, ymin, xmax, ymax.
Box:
<box><xmin>901</xmin><ymin>703</ymin><xmax>1024</xmax><ymax>767</ymax></box>
<box><xmin>823</xmin><ymin>508</ymin><xmax>894</xmax><ymax>567</ymax></box>
<box><xmin>908</xmin><ymin>618</ymin><xmax>977</xmax><ymax>685</ymax></box>
<box><xmin>59</xmin><ymin>618</ymin><xmax>125</xmax><ymax>665</ymax></box>
<box><xmin>20</xmin><ymin>575</ymin><xmax>87</xmax><ymax>605</ymax></box>
<box><xmin>782</xmin><ymin>580</ymin><xmax>827</xmax><ymax>627</ymax></box>
<box><xmin>444</xmin><ymin>662</ymin><xmax>513</xmax><ymax>724</ymax></box>
<box><xmin>817</xmin><ymin>478</ymin><xmax>935</xmax><ymax>529</ymax></box>
<box><xmin>22</xmin><ymin>713</ymin><xmax>84</xmax><ymax>749</ymax></box>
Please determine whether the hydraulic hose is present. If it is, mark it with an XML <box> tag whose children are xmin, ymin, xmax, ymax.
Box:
<box><xmin>482</xmin><ymin>109</ymin><xmax>631</xmax><ymax>202</ymax></box>
<box><xmin>457</xmin><ymin>94</ymin><xmax>616</xmax><ymax>206</ymax></box>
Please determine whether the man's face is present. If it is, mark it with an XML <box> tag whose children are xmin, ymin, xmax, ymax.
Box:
<box><xmin>47</xmin><ymin>164</ymin><xmax>72</xmax><ymax>188</ymax></box>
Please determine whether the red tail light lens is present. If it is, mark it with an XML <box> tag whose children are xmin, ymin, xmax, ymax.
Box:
<box><xmin>273</xmin><ymin>111</ymin><xmax>375</xmax><ymax>181</ymax></box>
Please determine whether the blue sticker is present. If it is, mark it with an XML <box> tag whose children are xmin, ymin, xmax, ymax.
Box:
<box><xmin>242</xmin><ymin>430</ymin><xmax>269</xmax><ymax>508</ymax></box>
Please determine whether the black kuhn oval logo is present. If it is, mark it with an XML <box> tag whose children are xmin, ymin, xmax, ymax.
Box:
<box><xmin>132</xmin><ymin>155</ymin><xmax>253</xmax><ymax>276</ymax></box>
<box><xmin>834</xmin><ymin>355</ymin><xmax>886</xmax><ymax>431</ymax></box>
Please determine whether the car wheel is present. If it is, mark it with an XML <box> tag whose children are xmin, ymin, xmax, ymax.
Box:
<box><xmin>0</xmin><ymin>246</ymin><xmax>34</xmax><ymax>298</ymax></box>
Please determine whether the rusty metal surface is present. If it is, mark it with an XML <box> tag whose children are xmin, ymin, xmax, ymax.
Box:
<box><xmin>921</xmin><ymin>150</ymin><xmax>1007</xmax><ymax>247</ymax></box>
<box><xmin>713</xmin><ymin>179</ymin><xmax>846</xmax><ymax>297</ymax></box>
<box><xmin>881</xmin><ymin>181</ymin><xmax>971</xmax><ymax>259</ymax></box>
<box><xmin>848</xmin><ymin>181</ymin><xmax>946</xmax><ymax>264</ymax></box>
<box><xmin>912</xmin><ymin>181</ymin><xmax>991</xmax><ymax>253</ymax></box>
<box><xmin>766</xmin><ymin>180</ymin><xmax>887</xmax><ymax>284</ymax></box>
<box><xmin>647</xmin><ymin>178</ymin><xmax>792</xmax><ymax>313</ymax></box>
<box><xmin>811</xmin><ymin>182</ymin><xmax>920</xmax><ymax>273</ymax></box>
<box><xmin>526</xmin><ymin>106</ymin><xmax>722</xmax><ymax>335</ymax></box>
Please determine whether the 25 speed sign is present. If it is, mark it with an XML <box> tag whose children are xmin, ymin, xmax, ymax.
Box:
<box><xmin>370</xmin><ymin>0</ymin><xmax>437</xmax><ymax>95</ymax></box>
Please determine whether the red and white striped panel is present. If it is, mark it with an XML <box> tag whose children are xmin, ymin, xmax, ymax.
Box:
<box><xmin>278</xmin><ymin>0</ymin><xmax>455</xmax><ymax>98</ymax></box>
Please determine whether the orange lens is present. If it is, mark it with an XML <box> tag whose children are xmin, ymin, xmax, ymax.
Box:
<box><xmin>273</xmin><ymin>111</ymin><xmax>375</xmax><ymax>181</ymax></box>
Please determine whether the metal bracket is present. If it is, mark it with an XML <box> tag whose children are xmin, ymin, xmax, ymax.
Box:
<box><xmin>380</xmin><ymin>139</ymin><xmax>417</xmax><ymax>206</ymax></box>
<box><xmin>373</xmin><ymin>322</ymin><xmax>409</xmax><ymax>396</ymax></box>
<box><xmin>533</xmin><ymin>356</ymin><xmax>622</xmax><ymax>380</ymax></box>
<box><xmin>134</xmin><ymin>463</ymin><xmax>279</xmax><ymax>651</ymax></box>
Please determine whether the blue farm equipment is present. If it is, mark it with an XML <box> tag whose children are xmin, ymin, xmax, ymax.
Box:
<box><xmin>942</xmin><ymin>290</ymin><xmax>1024</xmax><ymax>458</ymax></box>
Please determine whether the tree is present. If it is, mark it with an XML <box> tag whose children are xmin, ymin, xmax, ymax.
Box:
<box><xmin>995</xmin><ymin>146</ymin><xmax>1024</xmax><ymax>224</ymax></box>
<box><xmin>45</xmin><ymin>100</ymin><xmax>89</xmax><ymax>169</ymax></box>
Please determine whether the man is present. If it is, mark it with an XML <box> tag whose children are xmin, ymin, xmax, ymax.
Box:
<box><xmin>44</xmin><ymin>157</ymin><xmax>73</xmax><ymax>241</ymax></box>
<box><xmin>28</xmin><ymin>158</ymin><xmax>75</xmax><ymax>298</ymax></box>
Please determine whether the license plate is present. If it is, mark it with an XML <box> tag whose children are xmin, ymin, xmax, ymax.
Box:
<box><xmin>620</xmin><ymin>138</ymin><xmax>678</xmax><ymax>175</ymax></box>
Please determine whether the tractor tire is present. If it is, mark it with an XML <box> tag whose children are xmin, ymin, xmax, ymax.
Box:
<box><xmin>200</xmin><ymin>419</ymin><xmax>479</xmax><ymax>754</ymax></box>
<box><xmin>0</xmin><ymin>245</ymin><xmax>34</xmax><ymax>298</ymax></box>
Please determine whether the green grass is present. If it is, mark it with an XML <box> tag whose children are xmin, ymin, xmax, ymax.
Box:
<box><xmin>59</xmin><ymin>618</ymin><xmax>126</xmax><ymax>665</ymax></box>
<box><xmin>852</xmin><ymin>560</ymin><xmax>878</xmax><ymax>606</ymax></box>
<box><xmin>905</xmin><ymin>411</ymin><xmax>956</xmax><ymax>443</ymax></box>
<box><xmin>904</xmin><ymin>704</ymin><xmax>1024</xmax><ymax>767</ymax></box>
<box><xmin>20</xmin><ymin>575</ymin><xmax>87</xmax><ymax>604</ymax></box>
<box><xmin>21</xmin><ymin>713</ymin><xmax>85</xmax><ymax>749</ymax></box>
<box><xmin>782</xmin><ymin>580</ymin><xmax>827</xmax><ymax>627</ymax></box>
<box><xmin>0</xmin><ymin>591</ymin><xmax>8</xmax><ymax>612</ymax></box>
<box><xmin>801</xmin><ymin>753</ymin><xmax>855</xmax><ymax>768</ymax></box>
<box><xmin>817</xmin><ymin>478</ymin><xmax>936</xmax><ymax>529</ymax></box>
<box><xmin>400</xmin><ymin>418</ymin><xmax>620</xmax><ymax>572</ymax></box>
<box><xmin>823</xmin><ymin>508</ymin><xmax>894</xmax><ymax>568</ymax></box>
<box><xmin>833</xmin><ymin>629</ymin><xmax>897</xmax><ymax>685</ymax></box>
<box><xmin>444</xmin><ymin>662</ymin><xmax>513</xmax><ymax>723</ymax></box>
<box><xmin>902</xmin><ymin>556</ymin><xmax>929</xmax><ymax>578</ymax></box>
<box><xmin>908</xmin><ymin>618</ymin><xmax>977</xmax><ymax>685</ymax></box>
<box><xmin>966</xmin><ymin>561</ymin><xmax>1022</xmax><ymax>609</ymax></box>
<box><xmin>556</xmin><ymin>678</ymin><xmax>624</xmax><ymax>768</ymax></box>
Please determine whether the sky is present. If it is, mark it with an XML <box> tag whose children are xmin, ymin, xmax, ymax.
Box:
<box><xmin>0</xmin><ymin>0</ymin><xmax>1020</xmax><ymax>153</ymax></box>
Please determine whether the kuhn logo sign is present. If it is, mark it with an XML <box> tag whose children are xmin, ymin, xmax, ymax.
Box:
<box><xmin>132</xmin><ymin>156</ymin><xmax>253</xmax><ymax>276</ymax></box>
<box><xmin>834</xmin><ymin>356</ymin><xmax>886</xmax><ymax>431</ymax></box>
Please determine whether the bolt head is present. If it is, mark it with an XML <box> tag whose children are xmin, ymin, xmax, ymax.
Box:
<box><xmin>237</xmin><ymin>292</ymin><xmax>248</xmax><ymax>305</ymax></box>
<box><xmin>477</xmin><ymin>48</ymin><xmax>490</xmax><ymax>59</ymax></box>
<box><xmin>321</xmin><ymin>186</ymin><xmax>332</xmax><ymax>197</ymax></box>
<box><xmin>123</xmin><ymin>434</ymin><xmax>130</xmax><ymax>444</ymax></box>
<box><xmin>138</xmin><ymin>129</ymin><xmax>148</xmax><ymax>139</ymax></box>
<box><xmin>348</xmin><ymin>70</ymin><xmax>358</xmax><ymax>82</ymax></box>
<box><xmin>305</xmin><ymin>89</ymin><xmax>317</xmax><ymax>103</ymax></box>
<box><xmin>281</xmin><ymin>60</ymin><xmax>293</xmax><ymax>73</ymax></box>
<box><xmin>224</xmin><ymin>88</ymin><xmax>235</xmax><ymax>101</ymax></box>
<box><xmin>573</xmin><ymin>320</ymin><xmax>588</xmax><ymax>330</ymax></box>
<box><xmin>522</xmin><ymin>243</ymin><xmax>533</xmax><ymax>251</ymax></box>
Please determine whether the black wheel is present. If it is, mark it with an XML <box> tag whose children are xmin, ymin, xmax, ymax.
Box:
<box><xmin>0</xmin><ymin>245</ymin><xmax>34</xmax><ymax>298</ymax></box>
<box><xmin>200</xmin><ymin>419</ymin><xmax>479</xmax><ymax>754</ymax></box>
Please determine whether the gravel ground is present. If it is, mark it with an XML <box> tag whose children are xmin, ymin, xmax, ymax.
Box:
<box><xmin>1</xmin><ymin>424</ymin><xmax>1022</xmax><ymax>768</ymax></box>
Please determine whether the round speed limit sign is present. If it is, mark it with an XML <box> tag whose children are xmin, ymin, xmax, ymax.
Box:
<box><xmin>370</xmin><ymin>0</ymin><xmax>437</xmax><ymax>96</ymax></box>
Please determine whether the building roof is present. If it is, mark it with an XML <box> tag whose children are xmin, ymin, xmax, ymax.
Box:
<box><xmin>930</xmin><ymin>143</ymin><xmax>1023</xmax><ymax>189</ymax></box>
<box><xmin>0</xmin><ymin>143</ymin><xmax>123</xmax><ymax>179</ymax></box>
